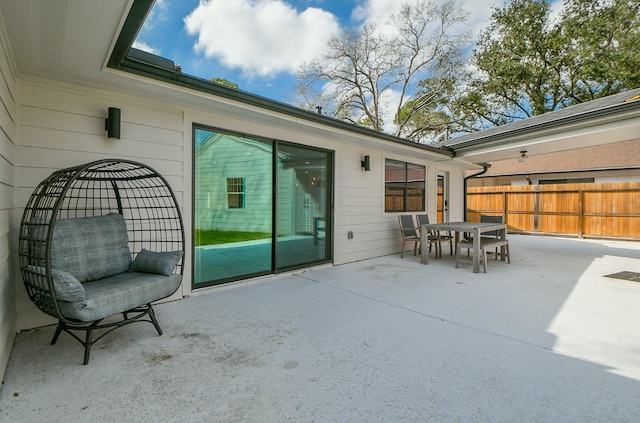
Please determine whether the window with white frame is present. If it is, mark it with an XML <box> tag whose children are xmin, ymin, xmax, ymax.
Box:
<box><xmin>226</xmin><ymin>177</ymin><xmax>245</xmax><ymax>208</ymax></box>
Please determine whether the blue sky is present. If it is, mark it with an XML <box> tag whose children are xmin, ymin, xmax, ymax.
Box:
<box><xmin>134</xmin><ymin>0</ymin><xmax>562</xmax><ymax>103</ymax></box>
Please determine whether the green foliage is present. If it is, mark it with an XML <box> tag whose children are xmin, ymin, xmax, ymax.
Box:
<box><xmin>560</xmin><ymin>0</ymin><xmax>640</xmax><ymax>99</ymax></box>
<box><xmin>209</xmin><ymin>77</ymin><xmax>239</xmax><ymax>89</ymax></box>
<box><xmin>451</xmin><ymin>0</ymin><xmax>640</xmax><ymax>131</ymax></box>
<box><xmin>195</xmin><ymin>229</ymin><xmax>270</xmax><ymax>246</ymax></box>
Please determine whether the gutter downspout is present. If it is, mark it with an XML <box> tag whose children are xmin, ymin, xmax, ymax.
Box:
<box><xmin>463</xmin><ymin>163</ymin><xmax>491</xmax><ymax>221</ymax></box>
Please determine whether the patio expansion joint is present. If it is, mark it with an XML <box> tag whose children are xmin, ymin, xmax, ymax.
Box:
<box><xmin>293</xmin><ymin>273</ymin><xmax>574</xmax><ymax>359</ymax></box>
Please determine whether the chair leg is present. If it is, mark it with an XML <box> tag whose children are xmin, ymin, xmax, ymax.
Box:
<box><xmin>481</xmin><ymin>246</ymin><xmax>488</xmax><ymax>273</ymax></box>
<box><xmin>82</xmin><ymin>327</ymin><xmax>96</xmax><ymax>365</ymax></box>
<box><xmin>455</xmin><ymin>243</ymin><xmax>462</xmax><ymax>268</ymax></box>
<box><xmin>506</xmin><ymin>244</ymin><xmax>511</xmax><ymax>264</ymax></box>
<box><xmin>148</xmin><ymin>304</ymin><xmax>163</xmax><ymax>336</ymax></box>
<box><xmin>51</xmin><ymin>322</ymin><xmax>64</xmax><ymax>345</ymax></box>
<box><xmin>401</xmin><ymin>240</ymin><xmax>405</xmax><ymax>258</ymax></box>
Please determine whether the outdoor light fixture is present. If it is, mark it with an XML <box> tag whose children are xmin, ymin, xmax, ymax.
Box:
<box><xmin>105</xmin><ymin>107</ymin><xmax>121</xmax><ymax>140</ymax></box>
<box><xmin>519</xmin><ymin>150</ymin><xmax>528</xmax><ymax>162</ymax></box>
<box><xmin>361</xmin><ymin>155</ymin><xmax>371</xmax><ymax>171</ymax></box>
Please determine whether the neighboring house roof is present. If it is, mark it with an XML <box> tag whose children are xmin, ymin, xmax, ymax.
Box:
<box><xmin>385</xmin><ymin>169</ymin><xmax>426</xmax><ymax>183</ymax></box>
<box><xmin>473</xmin><ymin>140</ymin><xmax>640</xmax><ymax>177</ymax></box>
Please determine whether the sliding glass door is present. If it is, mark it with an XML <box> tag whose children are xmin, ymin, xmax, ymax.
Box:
<box><xmin>193</xmin><ymin>126</ymin><xmax>332</xmax><ymax>287</ymax></box>
<box><xmin>276</xmin><ymin>144</ymin><xmax>331</xmax><ymax>269</ymax></box>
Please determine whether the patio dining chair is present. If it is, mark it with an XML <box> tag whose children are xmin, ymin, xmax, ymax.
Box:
<box><xmin>416</xmin><ymin>214</ymin><xmax>453</xmax><ymax>257</ymax></box>
<box><xmin>480</xmin><ymin>215</ymin><xmax>504</xmax><ymax>260</ymax></box>
<box><xmin>398</xmin><ymin>215</ymin><xmax>438</xmax><ymax>258</ymax></box>
<box><xmin>459</xmin><ymin>215</ymin><xmax>504</xmax><ymax>257</ymax></box>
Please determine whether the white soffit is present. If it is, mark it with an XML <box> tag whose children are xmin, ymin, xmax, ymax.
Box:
<box><xmin>454</xmin><ymin>113</ymin><xmax>640</xmax><ymax>163</ymax></box>
<box><xmin>2</xmin><ymin>0</ymin><xmax>130</xmax><ymax>82</ymax></box>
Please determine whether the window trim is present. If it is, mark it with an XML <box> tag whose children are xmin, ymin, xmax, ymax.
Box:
<box><xmin>384</xmin><ymin>158</ymin><xmax>426</xmax><ymax>213</ymax></box>
<box><xmin>226</xmin><ymin>177</ymin><xmax>245</xmax><ymax>209</ymax></box>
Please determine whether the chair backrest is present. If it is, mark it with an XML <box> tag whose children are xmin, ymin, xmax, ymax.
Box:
<box><xmin>480</xmin><ymin>215</ymin><xmax>503</xmax><ymax>237</ymax></box>
<box><xmin>480</xmin><ymin>215</ymin><xmax>503</xmax><ymax>224</ymax></box>
<box><xmin>415</xmin><ymin>214</ymin><xmax>429</xmax><ymax>227</ymax></box>
<box><xmin>398</xmin><ymin>215</ymin><xmax>418</xmax><ymax>238</ymax></box>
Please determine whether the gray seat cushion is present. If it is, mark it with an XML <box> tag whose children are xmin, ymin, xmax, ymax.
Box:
<box><xmin>58</xmin><ymin>272</ymin><xmax>182</xmax><ymax>322</ymax></box>
<box><xmin>51</xmin><ymin>213</ymin><xmax>132</xmax><ymax>282</ymax></box>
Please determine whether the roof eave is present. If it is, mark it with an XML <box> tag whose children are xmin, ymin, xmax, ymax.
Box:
<box><xmin>448</xmin><ymin>101</ymin><xmax>640</xmax><ymax>153</ymax></box>
<box><xmin>107</xmin><ymin>0</ymin><xmax>454</xmax><ymax>159</ymax></box>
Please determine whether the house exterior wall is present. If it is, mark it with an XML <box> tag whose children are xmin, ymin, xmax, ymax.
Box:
<box><xmin>10</xmin><ymin>77</ymin><xmax>469</xmax><ymax>334</ymax></box>
<box><xmin>8</xmin><ymin>76</ymin><xmax>468</xmax><ymax>333</ymax></box>
<box><xmin>0</xmin><ymin>15</ymin><xmax>17</xmax><ymax>380</ymax></box>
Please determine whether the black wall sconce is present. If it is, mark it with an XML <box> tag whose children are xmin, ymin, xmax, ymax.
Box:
<box><xmin>105</xmin><ymin>107</ymin><xmax>121</xmax><ymax>140</ymax></box>
<box><xmin>519</xmin><ymin>150</ymin><xmax>528</xmax><ymax>162</ymax></box>
<box><xmin>361</xmin><ymin>155</ymin><xmax>370</xmax><ymax>171</ymax></box>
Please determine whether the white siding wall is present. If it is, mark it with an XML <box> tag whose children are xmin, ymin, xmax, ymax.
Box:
<box><xmin>15</xmin><ymin>79</ymin><xmax>187</xmax><ymax>329</ymax></box>
<box><xmin>0</xmin><ymin>13</ymin><xmax>17</xmax><ymax>381</ymax></box>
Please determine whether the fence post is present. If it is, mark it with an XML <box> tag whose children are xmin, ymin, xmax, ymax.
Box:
<box><xmin>533</xmin><ymin>185</ymin><xmax>540</xmax><ymax>232</ymax></box>
<box><xmin>502</xmin><ymin>191</ymin><xmax>508</xmax><ymax>228</ymax></box>
<box><xmin>578</xmin><ymin>190</ymin><xmax>584</xmax><ymax>238</ymax></box>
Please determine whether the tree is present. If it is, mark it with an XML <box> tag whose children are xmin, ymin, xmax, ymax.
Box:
<box><xmin>291</xmin><ymin>0</ymin><xmax>469</xmax><ymax>140</ymax></box>
<box><xmin>453</xmin><ymin>0</ymin><xmax>566</xmax><ymax>130</ymax></box>
<box><xmin>450</xmin><ymin>0</ymin><xmax>640</xmax><ymax>132</ymax></box>
<box><xmin>560</xmin><ymin>0</ymin><xmax>640</xmax><ymax>101</ymax></box>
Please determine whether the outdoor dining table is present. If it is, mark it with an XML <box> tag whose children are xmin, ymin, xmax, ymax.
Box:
<box><xmin>420</xmin><ymin>221</ymin><xmax>508</xmax><ymax>273</ymax></box>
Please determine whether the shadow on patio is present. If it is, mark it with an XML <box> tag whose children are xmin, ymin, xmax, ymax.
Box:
<box><xmin>2</xmin><ymin>235</ymin><xmax>640</xmax><ymax>422</ymax></box>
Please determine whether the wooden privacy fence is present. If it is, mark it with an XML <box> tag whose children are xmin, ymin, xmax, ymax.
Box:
<box><xmin>467</xmin><ymin>182</ymin><xmax>640</xmax><ymax>240</ymax></box>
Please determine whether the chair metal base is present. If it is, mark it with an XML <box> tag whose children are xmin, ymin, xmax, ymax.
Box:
<box><xmin>51</xmin><ymin>304</ymin><xmax>162</xmax><ymax>365</ymax></box>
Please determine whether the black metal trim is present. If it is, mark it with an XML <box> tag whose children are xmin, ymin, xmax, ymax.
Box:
<box><xmin>51</xmin><ymin>304</ymin><xmax>162</xmax><ymax>365</ymax></box>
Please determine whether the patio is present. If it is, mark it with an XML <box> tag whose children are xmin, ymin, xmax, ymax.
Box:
<box><xmin>2</xmin><ymin>235</ymin><xmax>640</xmax><ymax>422</ymax></box>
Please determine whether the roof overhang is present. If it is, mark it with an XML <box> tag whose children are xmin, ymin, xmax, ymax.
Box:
<box><xmin>446</xmin><ymin>91</ymin><xmax>640</xmax><ymax>162</ymax></box>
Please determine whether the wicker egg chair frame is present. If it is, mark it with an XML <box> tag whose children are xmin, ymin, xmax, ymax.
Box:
<box><xmin>19</xmin><ymin>159</ymin><xmax>184</xmax><ymax>363</ymax></box>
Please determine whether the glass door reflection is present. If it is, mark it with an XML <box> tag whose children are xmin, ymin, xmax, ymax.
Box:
<box><xmin>276</xmin><ymin>144</ymin><xmax>331</xmax><ymax>270</ymax></box>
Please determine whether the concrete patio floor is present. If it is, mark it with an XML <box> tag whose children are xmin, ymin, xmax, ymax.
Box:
<box><xmin>2</xmin><ymin>235</ymin><xmax>640</xmax><ymax>422</ymax></box>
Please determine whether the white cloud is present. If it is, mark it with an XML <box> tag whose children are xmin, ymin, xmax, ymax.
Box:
<box><xmin>184</xmin><ymin>0</ymin><xmax>340</xmax><ymax>78</ymax></box>
<box><xmin>351</xmin><ymin>0</ymin><xmax>564</xmax><ymax>40</ymax></box>
<box><xmin>132</xmin><ymin>41</ymin><xmax>161</xmax><ymax>55</ymax></box>
<box><xmin>351</xmin><ymin>0</ymin><xmax>402</xmax><ymax>26</ymax></box>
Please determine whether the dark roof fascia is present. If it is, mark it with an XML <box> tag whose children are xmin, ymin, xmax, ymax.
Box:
<box><xmin>446</xmin><ymin>94</ymin><xmax>640</xmax><ymax>151</ymax></box>
<box><xmin>108</xmin><ymin>0</ymin><xmax>154</xmax><ymax>69</ymax></box>
<box><xmin>107</xmin><ymin>0</ymin><xmax>453</xmax><ymax>159</ymax></box>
